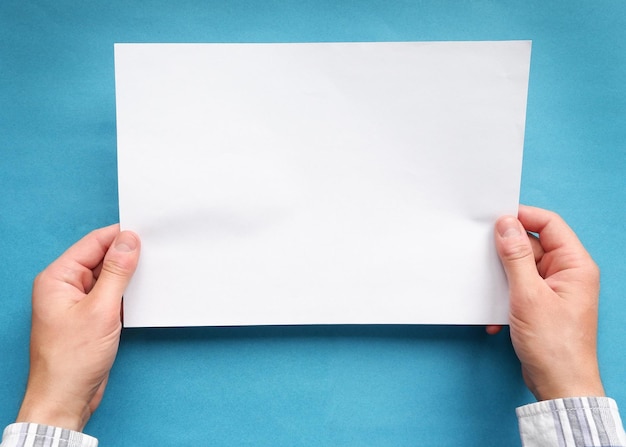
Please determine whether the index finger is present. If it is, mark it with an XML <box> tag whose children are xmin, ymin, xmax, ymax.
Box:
<box><xmin>49</xmin><ymin>224</ymin><xmax>121</xmax><ymax>272</ymax></box>
<box><xmin>518</xmin><ymin>205</ymin><xmax>586</xmax><ymax>254</ymax></box>
<box><xmin>518</xmin><ymin>205</ymin><xmax>598</xmax><ymax>283</ymax></box>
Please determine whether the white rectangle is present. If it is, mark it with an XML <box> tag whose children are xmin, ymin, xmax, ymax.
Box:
<box><xmin>115</xmin><ymin>41</ymin><xmax>530</xmax><ymax>327</ymax></box>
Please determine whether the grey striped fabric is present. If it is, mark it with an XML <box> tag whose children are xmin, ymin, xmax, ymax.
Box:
<box><xmin>517</xmin><ymin>397</ymin><xmax>626</xmax><ymax>447</ymax></box>
<box><xmin>0</xmin><ymin>423</ymin><xmax>97</xmax><ymax>447</ymax></box>
<box><xmin>2</xmin><ymin>398</ymin><xmax>625</xmax><ymax>446</ymax></box>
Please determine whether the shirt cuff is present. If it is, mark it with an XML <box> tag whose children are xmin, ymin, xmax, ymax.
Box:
<box><xmin>1</xmin><ymin>423</ymin><xmax>98</xmax><ymax>447</ymax></box>
<box><xmin>516</xmin><ymin>397</ymin><xmax>626</xmax><ymax>447</ymax></box>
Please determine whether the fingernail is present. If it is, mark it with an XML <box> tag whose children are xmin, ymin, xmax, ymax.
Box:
<box><xmin>115</xmin><ymin>232</ymin><xmax>138</xmax><ymax>252</ymax></box>
<box><xmin>496</xmin><ymin>217</ymin><xmax>522</xmax><ymax>238</ymax></box>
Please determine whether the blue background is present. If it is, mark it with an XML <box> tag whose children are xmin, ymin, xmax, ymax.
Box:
<box><xmin>1</xmin><ymin>1</ymin><xmax>624</xmax><ymax>445</ymax></box>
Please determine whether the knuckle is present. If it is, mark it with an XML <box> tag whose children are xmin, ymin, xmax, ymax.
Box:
<box><xmin>33</xmin><ymin>270</ymin><xmax>46</xmax><ymax>286</ymax></box>
<box><xmin>32</xmin><ymin>268</ymin><xmax>53</xmax><ymax>292</ymax></box>
<box><xmin>100</xmin><ymin>257</ymin><xmax>129</xmax><ymax>279</ymax></box>
<box><xmin>572</xmin><ymin>253</ymin><xmax>600</xmax><ymax>285</ymax></box>
<box><xmin>502</xmin><ymin>242</ymin><xmax>533</xmax><ymax>262</ymax></box>
<box><xmin>585</xmin><ymin>259</ymin><xmax>601</xmax><ymax>285</ymax></box>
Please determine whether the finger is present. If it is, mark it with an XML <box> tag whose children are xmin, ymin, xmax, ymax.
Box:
<box><xmin>494</xmin><ymin>216</ymin><xmax>541</xmax><ymax>291</ymax></box>
<box><xmin>88</xmin><ymin>231</ymin><xmax>140</xmax><ymax>309</ymax></box>
<box><xmin>528</xmin><ymin>233</ymin><xmax>544</xmax><ymax>264</ymax></box>
<box><xmin>486</xmin><ymin>325</ymin><xmax>503</xmax><ymax>335</ymax></box>
<box><xmin>50</xmin><ymin>225</ymin><xmax>121</xmax><ymax>272</ymax></box>
<box><xmin>518</xmin><ymin>205</ymin><xmax>598</xmax><ymax>281</ymax></box>
<box><xmin>87</xmin><ymin>261</ymin><xmax>103</xmax><ymax>293</ymax></box>
<box><xmin>518</xmin><ymin>205</ymin><xmax>586</xmax><ymax>254</ymax></box>
<box><xmin>40</xmin><ymin>225</ymin><xmax>121</xmax><ymax>294</ymax></box>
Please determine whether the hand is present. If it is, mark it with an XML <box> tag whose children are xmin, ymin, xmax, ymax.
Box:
<box><xmin>490</xmin><ymin>205</ymin><xmax>604</xmax><ymax>401</ymax></box>
<box><xmin>16</xmin><ymin>225</ymin><xmax>140</xmax><ymax>431</ymax></box>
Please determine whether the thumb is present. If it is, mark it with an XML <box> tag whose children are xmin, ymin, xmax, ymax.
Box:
<box><xmin>90</xmin><ymin>231</ymin><xmax>141</xmax><ymax>307</ymax></box>
<box><xmin>494</xmin><ymin>216</ymin><xmax>539</xmax><ymax>291</ymax></box>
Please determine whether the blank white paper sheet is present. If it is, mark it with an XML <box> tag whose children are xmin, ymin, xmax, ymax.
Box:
<box><xmin>115</xmin><ymin>41</ymin><xmax>531</xmax><ymax>328</ymax></box>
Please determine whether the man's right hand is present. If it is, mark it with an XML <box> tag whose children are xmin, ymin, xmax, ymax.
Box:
<box><xmin>493</xmin><ymin>205</ymin><xmax>605</xmax><ymax>401</ymax></box>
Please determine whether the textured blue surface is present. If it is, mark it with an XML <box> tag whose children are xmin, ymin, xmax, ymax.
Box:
<box><xmin>1</xmin><ymin>1</ymin><xmax>624</xmax><ymax>445</ymax></box>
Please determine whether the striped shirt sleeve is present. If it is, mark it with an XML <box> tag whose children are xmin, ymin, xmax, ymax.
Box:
<box><xmin>517</xmin><ymin>397</ymin><xmax>626</xmax><ymax>447</ymax></box>
<box><xmin>0</xmin><ymin>423</ymin><xmax>98</xmax><ymax>447</ymax></box>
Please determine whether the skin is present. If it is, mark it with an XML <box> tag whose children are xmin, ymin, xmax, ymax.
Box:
<box><xmin>14</xmin><ymin>205</ymin><xmax>604</xmax><ymax>432</ymax></box>
<box><xmin>16</xmin><ymin>225</ymin><xmax>140</xmax><ymax>431</ymax></box>
<box><xmin>488</xmin><ymin>205</ymin><xmax>604</xmax><ymax>401</ymax></box>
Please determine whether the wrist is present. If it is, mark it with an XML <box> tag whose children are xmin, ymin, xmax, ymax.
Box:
<box><xmin>17</xmin><ymin>391</ymin><xmax>90</xmax><ymax>432</ymax></box>
<box><xmin>531</xmin><ymin>373</ymin><xmax>605</xmax><ymax>402</ymax></box>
